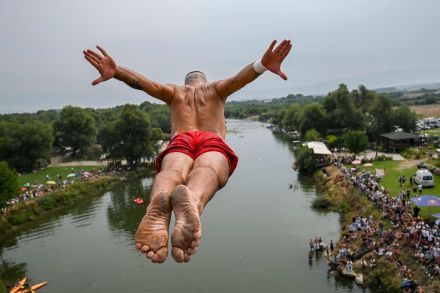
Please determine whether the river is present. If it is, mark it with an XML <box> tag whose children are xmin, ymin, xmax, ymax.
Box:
<box><xmin>0</xmin><ymin>120</ymin><xmax>368</xmax><ymax>292</ymax></box>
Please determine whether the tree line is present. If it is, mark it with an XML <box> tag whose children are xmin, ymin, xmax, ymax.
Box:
<box><xmin>0</xmin><ymin>102</ymin><xmax>171</xmax><ymax>173</ymax></box>
<box><xmin>226</xmin><ymin>84</ymin><xmax>418</xmax><ymax>143</ymax></box>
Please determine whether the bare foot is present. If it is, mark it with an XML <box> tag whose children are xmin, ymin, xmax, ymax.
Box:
<box><xmin>135</xmin><ymin>192</ymin><xmax>171</xmax><ymax>263</ymax></box>
<box><xmin>170</xmin><ymin>185</ymin><xmax>202</xmax><ymax>263</ymax></box>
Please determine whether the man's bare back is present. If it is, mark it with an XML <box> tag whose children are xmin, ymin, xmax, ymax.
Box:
<box><xmin>170</xmin><ymin>83</ymin><xmax>226</xmax><ymax>137</ymax></box>
<box><xmin>83</xmin><ymin>39</ymin><xmax>292</xmax><ymax>263</ymax></box>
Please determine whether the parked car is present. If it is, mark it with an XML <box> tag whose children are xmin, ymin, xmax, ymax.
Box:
<box><xmin>414</xmin><ymin>169</ymin><xmax>435</xmax><ymax>187</ymax></box>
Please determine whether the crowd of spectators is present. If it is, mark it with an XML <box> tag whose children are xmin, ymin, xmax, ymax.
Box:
<box><xmin>330</xmin><ymin>161</ymin><xmax>440</xmax><ymax>285</ymax></box>
<box><xmin>4</xmin><ymin>169</ymin><xmax>102</xmax><ymax>209</ymax></box>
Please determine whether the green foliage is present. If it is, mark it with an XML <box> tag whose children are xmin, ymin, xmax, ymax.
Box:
<box><xmin>367</xmin><ymin>258</ymin><xmax>401</xmax><ymax>292</ymax></box>
<box><xmin>400</xmin><ymin>147</ymin><xmax>417</xmax><ymax>159</ymax></box>
<box><xmin>281</xmin><ymin>103</ymin><xmax>302</xmax><ymax>130</ymax></box>
<box><xmin>0</xmin><ymin>177</ymin><xmax>117</xmax><ymax>234</ymax></box>
<box><xmin>375</xmin><ymin>154</ymin><xmax>393</xmax><ymax>161</ymax></box>
<box><xmin>343</xmin><ymin>130</ymin><xmax>368</xmax><ymax>154</ymax></box>
<box><xmin>99</xmin><ymin>104</ymin><xmax>157</xmax><ymax>164</ymax></box>
<box><xmin>299</xmin><ymin>103</ymin><xmax>327</xmax><ymax>137</ymax></box>
<box><xmin>391</xmin><ymin>106</ymin><xmax>417</xmax><ymax>132</ymax></box>
<box><xmin>312</xmin><ymin>196</ymin><xmax>331</xmax><ymax>209</ymax></box>
<box><xmin>304</xmin><ymin>129</ymin><xmax>320</xmax><ymax>141</ymax></box>
<box><xmin>54</xmin><ymin>106</ymin><xmax>97</xmax><ymax>155</ymax></box>
<box><xmin>0</xmin><ymin>121</ymin><xmax>53</xmax><ymax>172</ymax></box>
<box><xmin>367</xmin><ymin>95</ymin><xmax>393</xmax><ymax>141</ymax></box>
<box><xmin>294</xmin><ymin>146</ymin><xmax>316</xmax><ymax>173</ymax></box>
<box><xmin>0</xmin><ymin>161</ymin><xmax>19</xmax><ymax>208</ymax></box>
<box><xmin>323</xmin><ymin>84</ymin><xmax>366</xmax><ymax>131</ymax></box>
<box><xmin>326</xmin><ymin>135</ymin><xmax>338</xmax><ymax>148</ymax></box>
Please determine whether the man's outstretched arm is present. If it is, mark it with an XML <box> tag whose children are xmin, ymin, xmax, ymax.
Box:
<box><xmin>83</xmin><ymin>46</ymin><xmax>174</xmax><ymax>104</ymax></box>
<box><xmin>214</xmin><ymin>40</ymin><xmax>292</xmax><ymax>100</ymax></box>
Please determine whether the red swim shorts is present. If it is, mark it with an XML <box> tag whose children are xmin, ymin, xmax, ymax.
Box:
<box><xmin>155</xmin><ymin>130</ymin><xmax>238</xmax><ymax>176</ymax></box>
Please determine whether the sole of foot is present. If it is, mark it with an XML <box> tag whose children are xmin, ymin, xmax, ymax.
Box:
<box><xmin>170</xmin><ymin>185</ymin><xmax>202</xmax><ymax>263</ymax></box>
<box><xmin>134</xmin><ymin>192</ymin><xmax>171</xmax><ymax>263</ymax></box>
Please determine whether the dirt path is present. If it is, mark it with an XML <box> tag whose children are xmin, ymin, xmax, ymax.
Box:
<box><xmin>396</xmin><ymin>159</ymin><xmax>424</xmax><ymax>171</ymax></box>
<box><xmin>52</xmin><ymin>160</ymin><xmax>108</xmax><ymax>167</ymax></box>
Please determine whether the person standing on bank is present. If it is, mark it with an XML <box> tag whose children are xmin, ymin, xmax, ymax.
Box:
<box><xmin>83</xmin><ymin>39</ymin><xmax>293</xmax><ymax>263</ymax></box>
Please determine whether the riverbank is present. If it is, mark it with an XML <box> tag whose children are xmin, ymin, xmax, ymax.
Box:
<box><xmin>0</xmin><ymin>165</ymin><xmax>155</xmax><ymax>239</ymax></box>
<box><xmin>0</xmin><ymin>176</ymin><xmax>118</xmax><ymax>238</ymax></box>
<box><xmin>315</xmin><ymin>165</ymin><xmax>440</xmax><ymax>292</ymax></box>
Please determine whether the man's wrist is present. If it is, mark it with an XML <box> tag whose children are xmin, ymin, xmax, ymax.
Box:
<box><xmin>253</xmin><ymin>59</ymin><xmax>267</xmax><ymax>74</ymax></box>
<box><xmin>114</xmin><ymin>66</ymin><xmax>123</xmax><ymax>79</ymax></box>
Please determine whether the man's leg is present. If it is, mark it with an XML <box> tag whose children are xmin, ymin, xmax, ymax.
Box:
<box><xmin>170</xmin><ymin>151</ymin><xmax>230</xmax><ymax>262</ymax></box>
<box><xmin>135</xmin><ymin>152</ymin><xmax>193</xmax><ymax>263</ymax></box>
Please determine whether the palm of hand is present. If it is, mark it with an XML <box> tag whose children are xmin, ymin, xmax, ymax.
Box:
<box><xmin>261</xmin><ymin>40</ymin><xmax>292</xmax><ymax>80</ymax></box>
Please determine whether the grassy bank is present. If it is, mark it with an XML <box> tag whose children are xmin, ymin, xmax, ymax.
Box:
<box><xmin>314</xmin><ymin>166</ymin><xmax>440</xmax><ymax>292</ymax></box>
<box><xmin>347</xmin><ymin>160</ymin><xmax>440</xmax><ymax>217</ymax></box>
<box><xmin>0</xmin><ymin>176</ymin><xmax>118</xmax><ymax>237</ymax></box>
<box><xmin>17</xmin><ymin>165</ymin><xmax>103</xmax><ymax>186</ymax></box>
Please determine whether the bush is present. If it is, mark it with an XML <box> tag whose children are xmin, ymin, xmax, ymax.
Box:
<box><xmin>367</xmin><ymin>259</ymin><xmax>401</xmax><ymax>292</ymax></box>
<box><xmin>400</xmin><ymin>148</ymin><xmax>417</xmax><ymax>159</ymax></box>
<box><xmin>37</xmin><ymin>196</ymin><xmax>57</xmax><ymax>210</ymax></box>
<box><xmin>375</xmin><ymin>154</ymin><xmax>392</xmax><ymax>161</ymax></box>
<box><xmin>312</xmin><ymin>196</ymin><xmax>332</xmax><ymax>209</ymax></box>
<box><xmin>294</xmin><ymin>146</ymin><xmax>316</xmax><ymax>173</ymax></box>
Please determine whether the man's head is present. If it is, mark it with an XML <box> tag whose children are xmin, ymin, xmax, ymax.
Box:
<box><xmin>184</xmin><ymin>71</ymin><xmax>207</xmax><ymax>85</ymax></box>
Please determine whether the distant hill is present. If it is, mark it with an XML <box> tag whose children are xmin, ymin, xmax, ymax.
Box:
<box><xmin>375</xmin><ymin>82</ymin><xmax>440</xmax><ymax>93</ymax></box>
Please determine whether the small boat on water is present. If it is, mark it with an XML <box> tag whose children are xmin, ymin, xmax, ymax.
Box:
<box><xmin>9</xmin><ymin>279</ymin><xmax>47</xmax><ymax>293</ymax></box>
<box><xmin>10</xmin><ymin>278</ymin><xmax>27</xmax><ymax>293</ymax></box>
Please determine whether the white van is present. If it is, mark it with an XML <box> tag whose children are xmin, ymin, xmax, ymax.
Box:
<box><xmin>414</xmin><ymin>169</ymin><xmax>435</xmax><ymax>187</ymax></box>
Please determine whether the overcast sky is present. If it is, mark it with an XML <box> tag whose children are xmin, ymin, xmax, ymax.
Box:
<box><xmin>1</xmin><ymin>0</ymin><xmax>439</xmax><ymax>113</ymax></box>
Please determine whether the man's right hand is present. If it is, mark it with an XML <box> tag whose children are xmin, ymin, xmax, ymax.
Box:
<box><xmin>261</xmin><ymin>39</ymin><xmax>292</xmax><ymax>80</ymax></box>
<box><xmin>83</xmin><ymin>45</ymin><xmax>117</xmax><ymax>86</ymax></box>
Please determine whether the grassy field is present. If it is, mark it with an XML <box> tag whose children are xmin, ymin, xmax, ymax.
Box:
<box><xmin>349</xmin><ymin>160</ymin><xmax>440</xmax><ymax>217</ymax></box>
<box><xmin>410</xmin><ymin>104</ymin><xmax>440</xmax><ymax>118</ymax></box>
<box><xmin>17</xmin><ymin>166</ymin><xmax>103</xmax><ymax>186</ymax></box>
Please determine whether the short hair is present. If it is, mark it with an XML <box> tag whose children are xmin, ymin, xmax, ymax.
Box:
<box><xmin>184</xmin><ymin>71</ymin><xmax>207</xmax><ymax>84</ymax></box>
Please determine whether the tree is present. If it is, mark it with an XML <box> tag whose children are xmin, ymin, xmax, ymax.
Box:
<box><xmin>54</xmin><ymin>106</ymin><xmax>97</xmax><ymax>156</ymax></box>
<box><xmin>281</xmin><ymin>103</ymin><xmax>302</xmax><ymax>130</ymax></box>
<box><xmin>98</xmin><ymin>105</ymin><xmax>158</xmax><ymax>165</ymax></box>
<box><xmin>0</xmin><ymin>161</ymin><xmax>19</xmax><ymax>208</ymax></box>
<box><xmin>323</xmin><ymin>84</ymin><xmax>365</xmax><ymax>131</ymax></box>
<box><xmin>0</xmin><ymin>121</ymin><xmax>53</xmax><ymax>172</ymax></box>
<box><xmin>294</xmin><ymin>146</ymin><xmax>316</xmax><ymax>173</ymax></box>
<box><xmin>343</xmin><ymin>130</ymin><xmax>369</xmax><ymax>155</ymax></box>
<box><xmin>391</xmin><ymin>106</ymin><xmax>417</xmax><ymax>132</ymax></box>
<box><xmin>326</xmin><ymin>135</ymin><xmax>338</xmax><ymax>148</ymax></box>
<box><xmin>368</xmin><ymin>95</ymin><xmax>393</xmax><ymax>141</ymax></box>
<box><xmin>298</xmin><ymin>103</ymin><xmax>327</xmax><ymax>137</ymax></box>
<box><xmin>304</xmin><ymin>129</ymin><xmax>320</xmax><ymax>141</ymax></box>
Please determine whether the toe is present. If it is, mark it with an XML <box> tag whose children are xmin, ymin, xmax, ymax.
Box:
<box><xmin>147</xmin><ymin>251</ymin><xmax>154</xmax><ymax>259</ymax></box>
<box><xmin>172</xmin><ymin>247</ymin><xmax>185</xmax><ymax>263</ymax></box>
<box><xmin>141</xmin><ymin>245</ymin><xmax>150</xmax><ymax>253</ymax></box>
<box><xmin>187</xmin><ymin>247</ymin><xmax>197</xmax><ymax>255</ymax></box>
<box><xmin>191</xmin><ymin>239</ymin><xmax>200</xmax><ymax>248</ymax></box>
<box><xmin>135</xmin><ymin>243</ymin><xmax>142</xmax><ymax>250</ymax></box>
<box><xmin>155</xmin><ymin>247</ymin><xmax>168</xmax><ymax>263</ymax></box>
<box><xmin>184</xmin><ymin>252</ymin><xmax>191</xmax><ymax>262</ymax></box>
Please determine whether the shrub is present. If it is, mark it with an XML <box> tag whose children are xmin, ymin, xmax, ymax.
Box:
<box><xmin>37</xmin><ymin>196</ymin><xmax>57</xmax><ymax>210</ymax></box>
<box><xmin>312</xmin><ymin>196</ymin><xmax>332</xmax><ymax>209</ymax></box>
<box><xmin>400</xmin><ymin>148</ymin><xmax>417</xmax><ymax>159</ymax></box>
<box><xmin>294</xmin><ymin>146</ymin><xmax>316</xmax><ymax>173</ymax></box>
<box><xmin>375</xmin><ymin>154</ymin><xmax>392</xmax><ymax>161</ymax></box>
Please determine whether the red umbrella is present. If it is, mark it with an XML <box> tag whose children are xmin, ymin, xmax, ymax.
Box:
<box><xmin>20</xmin><ymin>187</ymin><xmax>28</xmax><ymax>191</ymax></box>
<box><xmin>133</xmin><ymin>197</ymin><xmax>144</xmax><ymax>205</ymax></box>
